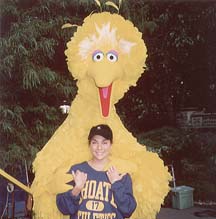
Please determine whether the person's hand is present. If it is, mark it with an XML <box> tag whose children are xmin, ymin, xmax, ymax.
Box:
<box><xmin>71</xmin><ymin>170</ymin><xmax>87</xmax><ymax>196</ymax></box>
<box><xmin>106</xmin><ymin>166</ymin><xmax>125</xmax><ymax>184</ymax></box>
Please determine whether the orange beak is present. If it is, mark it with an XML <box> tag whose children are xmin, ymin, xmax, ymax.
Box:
<box><xmin>98</xmin><ymin>84</ymin><xmax>112</xmax><ymax>117</ymax></box>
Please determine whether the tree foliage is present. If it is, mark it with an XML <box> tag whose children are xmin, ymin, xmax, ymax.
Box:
<box><xmin>0</xmin><ymin>0</ymin><xmax>85</xmax><ymax>173</ymax></box>
<box><xmin>137</xmin><ymin>127</ymin><xmax>216</xmax><ymax>201</ymax></box>
<box><xmin>117</xmin><ymin>0</ymin><xmax>216</xmax><ymax>133</ymax></box>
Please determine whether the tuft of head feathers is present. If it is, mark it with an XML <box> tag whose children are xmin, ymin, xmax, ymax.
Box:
<box><xmin>78</xmin><ymin>22</ymin><xmax>136</xmax><ymax>60</ymax></box>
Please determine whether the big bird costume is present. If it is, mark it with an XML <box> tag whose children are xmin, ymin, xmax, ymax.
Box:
<box><xmin>31</xmin><ymin>12</ymin><xmax>170</xmax><ymax>219</ymax></box>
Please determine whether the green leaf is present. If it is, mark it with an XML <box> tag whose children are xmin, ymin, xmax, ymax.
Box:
<box><xmin>17</xmin><ymin>44</ymin><xmax>28</xmax><ymax>56</ymax></box>
<box><xmin>23</xmin><ymin>66</ymin><xmax>41</xmax><ymax>89</ymax></box>
<box><xmin>1</xmin><ymin>122</ymin><xmax>13</xmax><ymax>134</ymax></box>
<box><xmin>40</xmin><ymin>68</ymin><xmax>57</xmax><ymax>84</ymax></box>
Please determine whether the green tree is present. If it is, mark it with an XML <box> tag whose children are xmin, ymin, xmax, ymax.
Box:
<box><xmin>0</xmin><ymin>0</ymin><xmax>88</xmax><ymax>174</ymax></box>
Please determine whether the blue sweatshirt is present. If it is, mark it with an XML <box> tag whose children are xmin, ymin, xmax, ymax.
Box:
<box><xmin>56</xmin><ymin>161</ymin><xmax>136</xmax><ymax>219</ymax></box>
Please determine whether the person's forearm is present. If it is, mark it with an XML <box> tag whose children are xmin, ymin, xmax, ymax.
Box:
<box><xmin>56</xmin><ymin>190</ymin><xmax>80</xmax><ymax>215</ymax></box>
<box><xmin>111</xmin><ymin>175</ymin><xmax>136</xmax><ymax>217</ymax></box>
<box><xmin>71</xmin><ymin>186</ymin><xmax>82</xmax><ymax>196</ymax></box>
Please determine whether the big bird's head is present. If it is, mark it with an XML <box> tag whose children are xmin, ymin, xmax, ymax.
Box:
<box><xmin>65</xmin><ymin>12</ymin><xmax>147</xmax><ymax>117</ymax></box>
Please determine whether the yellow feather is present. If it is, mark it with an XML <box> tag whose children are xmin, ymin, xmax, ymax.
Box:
<box><xmin>61</xmin><ymin>23</ymin><xmax>78</xmax><ymax>29</ymax></box>
<box><xmin>94</xmin><ymin>0</ymin><xmax>101</xmax><ymax>8</ymax></box>
<box><xmin>105</xmin><ymin>1</ymin><xmax>119</xmax><ymax>12</ymax></box>
<box><xmin>119</xmin><ymin>0</ymin><xmax>123</xmax><ymax>8</ymax></box>
<box><xmin>89</xmin><ymin>10</ymin><xmax>97</xmax><ymax>17</ymax></box>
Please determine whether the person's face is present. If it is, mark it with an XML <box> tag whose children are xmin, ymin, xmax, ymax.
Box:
<box><xmin>89</xmin><ymin>135</ymin><xmax>112</xmax><ymax>161</ymax></box>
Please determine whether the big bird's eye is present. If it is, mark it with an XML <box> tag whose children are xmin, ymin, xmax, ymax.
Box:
<box><xmin>107</xmin><ymin>50</ymin><xmax>118</xmax><ymax>62</ymax></box>
<box><xmin>92</xmin><ymin>50</ymin><xmax>104</xmax><ymax>62</ymax></box>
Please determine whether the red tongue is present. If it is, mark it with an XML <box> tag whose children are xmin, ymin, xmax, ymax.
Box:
<box><xmin>99</xmin><ymin>84</ymin><xmax>112</xmax><ymax>117</ymax></box>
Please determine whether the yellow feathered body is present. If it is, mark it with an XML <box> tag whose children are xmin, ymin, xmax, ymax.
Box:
<box><xmin>32</xmin><ymin>12</ymin><xmax>170</xmax><ymax>219</ymax></box>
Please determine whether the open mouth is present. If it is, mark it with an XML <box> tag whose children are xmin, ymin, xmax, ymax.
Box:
<box><xmin>98</xmin><ymin>84</ymin><xmax>112</xmax><ymax>117</ymax></box>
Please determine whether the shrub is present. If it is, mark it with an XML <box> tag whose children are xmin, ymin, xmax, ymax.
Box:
<box><xmin>137</xmin><ymin>127</ymin><xmax>216</xmax><ymax>202</ymax></box>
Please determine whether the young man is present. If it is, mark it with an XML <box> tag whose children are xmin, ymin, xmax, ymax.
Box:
<box><xmin>56</xmin><ymin>124</ymin><xmax>136</xmax><ymax>219</ymax></box>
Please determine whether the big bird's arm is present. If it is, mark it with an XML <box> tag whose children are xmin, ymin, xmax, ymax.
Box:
<box><xmin>0</xmin><ymin>168</ymin><xmax>32</xmax><ymax>194</ymax></box>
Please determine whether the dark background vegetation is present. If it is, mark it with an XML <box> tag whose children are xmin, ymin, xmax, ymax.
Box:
<box><xmin>0</xmin><ymin>0</ymin><xmax>216</xmax><ymax>203</ymax></box>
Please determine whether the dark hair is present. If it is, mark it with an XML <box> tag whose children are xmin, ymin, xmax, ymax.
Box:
<box><xmin>88</xmin><ymin>124</ymin><xmax>113</xmax><ymax>143</ymax></box>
